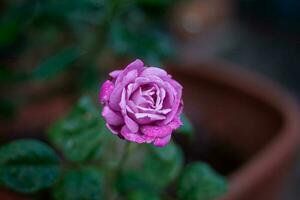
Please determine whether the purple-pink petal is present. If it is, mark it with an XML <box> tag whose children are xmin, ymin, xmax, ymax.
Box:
<box><xmin>153</xmin><ymin>135</ymin><xmax>172</xmax><ymax>147</ymax></box>
<box><xmin>140</xmin><ymin>125</ymin><xmax>172</xmax><ymax>138</ymax></box>
<box><xmin>102</xmin><ymin>106</ymin><xmax>124</xmax><ymax>126</ymax></box>
<box><xmin>99</xmin><ymin>59</ymin><xmax>183</xmax><ymax>147</ymax></box>
<box><xmin>121</xmin><ymin>126</ymin><xmax>145</xmax><ymax>143</ymax></box>
<box><xmin>99</xmin><ymin>80</ymin><xmax>114</xmax><ymax>104</ymax></box>
<box><xmin>106</xmin><ymin>123</ymin><xmax>121</xmax><ymax>135</ymax></box>
<box><xmin>168</xmin><ymin>117</ymin><xmax>183</xmax><ymax>130</ymax></box>
<box><xmin>115</xmin><ymin>59</ymin><xmax>144</xmax><ymax>85</ymax></box>
<box><xmin>109</xmin><ymin>70</ymin><xmax>122</xmax><ymax>79</ymax></box>
<box><xmin>140</xmin><ymin>67</ymin><xmax>168</xmax><ymax>78</ymax></box>
<box><xmin>124</xmin><ymin>116</ymin><xmax>139</xmax><ymax>133</ymax></box>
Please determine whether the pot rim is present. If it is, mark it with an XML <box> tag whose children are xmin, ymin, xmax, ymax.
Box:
<box><xmin>168</xmin><ymin>60</ymin><xmax>300</xmax><ymax>198</ymax></box>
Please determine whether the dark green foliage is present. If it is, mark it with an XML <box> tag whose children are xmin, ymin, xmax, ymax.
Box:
<box><xmin>33</xmin><ymin>47</ymin><xmax>81</xmax><ymax>80</ymax></box>
<box><xmin>109</xmin><ymin>19</ymin><xmax>174</xmax><ymax>65</ymax></box>
<box><xmin>116</xmin><ymin>171</ymin><xmax>154</xmax><ymax>194</ymax></box>
<box><xmin>0</xmin><ymin>2</ymin><xmax>35</xmax><ymax>48</ymax></box>
<box><xmin>0</xmin><ymin>93</ymin><xmax>227</xmax><ymax>199</ymax></box>
<box><xmin>142</xmin><ymin>142</ymin><xmax>183</xmax><ymax>189</ymax></box>
<box><xmin>0</xmin><ymin>139</ymin><xmax>60</xmax><ymax>193</ymax></box>
<box><xmin>177</xmin><ymin>114</ymin><xmax>195</xmax><ymax>137</ymax></box>
<box><xmin>177</xmin><ymin>162</ymin><xmax>228</xmax><ymax>200</ymax></box>
<box><xmin>116</xmin><ymin>170</ymin><xmax>161</xmax><ymax>200</ymax></box>
<box><xmin>126</xmin><ymin>189</ymin><xmax>161</xmax><ymax>200</ymax></box>
<box><xmin>48</xmin><ymin>96</ymin><xmax>109</xmax><ymax>163</ymax></box>
<box><xmin>0</xmin><ymin>67</ymin><xmax>29</xmax><ymax>84</ymax></box>
<box><xmin>52</xmin><ymin>168</ymin><xmax>103</xmax><ymax>200</ymax></box>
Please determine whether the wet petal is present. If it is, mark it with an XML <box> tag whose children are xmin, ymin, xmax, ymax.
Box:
<box><xmin>109</xmin><ymin>70</ymin><xmax>122</xmax><ymax>79</ymax></box>
<box><xmin>119</xmin><ymin>88</ymin><xmax>127</xmax><ymax>115</ymax></box>
<box><xmin>135</xmin><ymin>113</ymin><xmax>166</xmax><ymax>121</ymax></box>
<box><xmin>136</xmin><ymin>106</ymin><xmax>171</xmax><ymax>115</ymax></box>
<box><xmin>102</xmin><ymin>106</ymin><xmax>124</xmax><ymax>126</ymax></box>
<box><xmin>122</xmin><ymin>70</ymin><xmax>138</xmax><ymax>84</ymax></box>
<box><xmin>121</xmin><ymin>126</ymin><xmax>145</xmax><ymax>143</ymax></box>
<box><xmin>99</xmin><ymin>80</ymin><xmax>114</xmax><ymax>104</ymax></box>
<box><xmin>115</xmin><ymin>59</ymin><xmax>144</xmax><ymax>84</ymax></box>
<box><xmin>168</xmin><ymin>117</ymin><xmax>183</xmax><ymax>129</ymax></box>
<box><xmin>141</xmin><ymin>125</ymin><xmax>172</xmax><ymax>138</ymax></box>
<box><xmin>153</xmin><ymin>135</ymin><xmax>171</xmax><ymax>147</ymax></box>
<box><xmin>124</xmin><ymin>116</ymin><xmax>139</xmax><ymax>133</ymax></box>
<box><xmin>109</xmin><ymin>84</ymin><xmax>123</xmax><ymax>111</ymax></box>
<box><xmin>106</xmin><ymin>123</ymin><xmax>121</xmax><ymax>135</ymax></box>
<box><xmin>140</xmin><ymin>67</ymin><xmax>168</xmax><ymax>78</ymax></box>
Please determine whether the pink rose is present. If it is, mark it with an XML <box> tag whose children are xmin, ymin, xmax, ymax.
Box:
<box><xmin>99</xmin><ymin>59</ymin><xmax>183</xmax><ymax>147</ymax></box>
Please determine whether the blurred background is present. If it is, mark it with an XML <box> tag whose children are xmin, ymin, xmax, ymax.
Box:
<box><xmin>0</xmin><ymin>0</ymin><xmax>299</xmax><ymax>199</ymax></box>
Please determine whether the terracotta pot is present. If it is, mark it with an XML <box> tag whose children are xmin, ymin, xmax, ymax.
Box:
<box><xmin>169</xmin><ymin>61</ymin><xmax>300</xmax><ymax>200</ymax></box>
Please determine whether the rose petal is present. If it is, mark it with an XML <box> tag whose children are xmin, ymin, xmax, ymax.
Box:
<box><xmin>102</xmin><ymin>106</ymin><xmax>124</xmax><ymax>126</ymax></box>
<box><xmin>121</xmin><ymin>126</ymin><xmax>145</xmax><ymax>143</ymax></box>
<box><xmin>122</xmin><ymin>69</ymin><xmax>138</xmax><ymax>84</ymax></box>
<box><xmin>164</xmin><ymin>82</ymin><xmax>181</xmax><ymax>124</ymax></box>
<box><xmin>119</xmin><ymin>88</ymin><xmax>127</xmax><ymax>115</ymax></box>
<box><xmin>140</xmin><ymin>125</ymin><xmax>172</xmax><ymax>138</ymax></box>
<box><xmin>131</xmin><ymin>87</ymin><xmax>154</xmax><ymax>107</ymax></box>
<box><xmin>168</xmin><ymin>117</ymin><xmax>183</xmax><ymax>130</ymax></box>
<box><xmin>124</xmin><ymin>116</ymin><xmax>139</xmax><ymax>133</ymax></box>
<box><xmin>127</xmin><ymin>100</ymin><xmax>138</xmax><ymax>113</ymax></box>
<box><xmin>109</xmin><ymin>69</ymin><xmax>140</xmax><ymax>111</ymax></box>
<box><xmin>99</xmin><ymin>80</ymin><xmax>114</xmax><ymax>104</ymax></box>
<box><xmin>157</xmin><ymin>88</ymin><xmax>166</xmax><ymax>109</ymax></box>
<box><xmin>126</xmin><ymin>59</ymin><xmax>144</xmax><ymax>71</ymax></box>
<box><xmin>109</xmin><ymin>70</ymin><xmax>122</xmax><ymax>79</ymax></box>
<box><xmin>142</xmin><ymin>135</ymin><xmax>156</xmax><ymax>143</ymax></box>
<box><xmin>153</xmin><ymin>135</ymin><xmax>171</xmax><ymax>147</ymax></box>
<box><xmin>106</xmin><ymin>123</ymin><xmax>121</xmax><ymax>135</ymax></box>
<box><xmin>115</xmin><ymin>59</ymin><xmax>144</xmax><ymax>84</ymax></box>
<box><xmin>140</xmin><ymin>67</ymin><xmax>168</xmax><ymax>78</ymax></box>
<box><xmin>135</xmin><ymin>113</ymin><xmax>166</xmax><ymax>121</ymax></box>
<box><xmin>109</xmin><ymin>84</ymin><xmax>123</xmax><ymax>111</ymax></box>
<box><xmin>135</xmin><ymin>75</ymin><xmax>164</xmax><ymax>86</ymax></box>
<box><xmin>136</xmin><ymin>106</ymin><xmax>171</xmax><ymax>115</ymax></box>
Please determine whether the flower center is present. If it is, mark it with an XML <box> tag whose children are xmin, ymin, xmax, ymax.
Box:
<box><xmin>130</xmin><ymin>83</ymin><xmax>162</xmax><ymax>110</ymax></box>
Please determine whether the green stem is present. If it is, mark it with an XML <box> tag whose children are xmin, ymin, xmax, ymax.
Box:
<box><xmin>110</xmin><ymin>142</ymin><xmax>131</xmax><ymax>200</ymax></box>
<box><xmin>116</xmin><ymin>142</ymin><xmax>131</xmax><ymax>175</ymax></box>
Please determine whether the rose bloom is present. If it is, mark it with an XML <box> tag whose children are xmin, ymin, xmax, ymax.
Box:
<box><xmin>99</xmin><ymin>59</ymin><xmax>183</xmax><ymax>147</ymax></box>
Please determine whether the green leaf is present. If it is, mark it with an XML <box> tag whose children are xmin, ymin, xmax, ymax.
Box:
<box><xmin>48</xmin><ymin>96</ymin><xmax>108</xmax><ymax>163</ymax></box>
<box><xmin>33</xmin><ymin>47</ymin><xmax>81</xmax><ymax>80</ymax></box>
<box><xmin>116</xmin><ymin>171</ymin><xmax>154</xmax><ymax>195</ymax></box>
<box><xmin>52</xmin><ymin>168</ymin><xmax>103</xmax><ymax>200</ymax></box>
<box><xmin>109</xmin><ymin>19</ymin><xmax>174</xmax><ymax>65</ymax></box>
<box><xmin>177</xmin><ymin>162</ymin><xmax>227</xmax><ymax>200</ymax></box>
<box><xmin>0</xmin><ymin>3</ymin><xmax>34</xmax><ymax>48</ymax></box>
<box><xmin>126</xmin><ymin>190</ymin><xmax>161</xmax><ymax>200</ymax></box>
<box><xmin>0</xmin><ymin>139</ymin><xmax>60</xmax><ymax>193</ymax></box>
<box><xmin>0</xmin><ymin>16</ymin><xmax>22</xmax><ymax>47</ymax></box>
<box><xmin>143</xmin><ymin>142</ymin><xmax>183</xmax><ymax>189</ymax></box>
<box><xmin>177</xmin><ymin>114</ymin><xmax>194</xmax><ymax>137</ymax></box>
